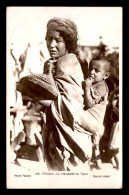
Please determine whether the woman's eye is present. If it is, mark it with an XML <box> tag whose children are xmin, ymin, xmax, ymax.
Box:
<box><xmin>46</xmin><ymin>38</ymin><xmax>51</xmax><ymax>42</ymax></box>
<box><xmin>45</xmin><ymin>36</ymin><xmax>49</xmax><ymax>40</ymax></box>
<box><xmin>56</xmin><ymin>39</ymin><xmax>62</xmax><ymax>43</ymax></box>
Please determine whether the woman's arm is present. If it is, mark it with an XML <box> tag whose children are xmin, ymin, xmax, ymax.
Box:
<box><xmin>36</xmin><ymin>100</ymin><xmax>52</xmax><ymax>107</ymax></box>
<box><xmin>16</xmin><ymin>82</ymin><xmax>52</xmax><ymax>107</ymax></box>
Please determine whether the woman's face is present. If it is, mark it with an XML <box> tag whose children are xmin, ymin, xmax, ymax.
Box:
<box><xmin>46</xmin><ymin>31</ymin><xmax>68</xmax><ymax>58</ymax></box>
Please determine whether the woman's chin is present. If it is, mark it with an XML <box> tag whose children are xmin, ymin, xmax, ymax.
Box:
<box><xmin>50</xmin><ymin>53</ymin><xmax>57</xmax><ymax>59</ymax></box>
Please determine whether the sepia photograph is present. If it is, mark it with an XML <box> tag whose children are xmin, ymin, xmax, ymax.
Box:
<box><xmin>6</xmin><ymin>6</ymin><xmax>122</xmax><ymax>189</ymax></box>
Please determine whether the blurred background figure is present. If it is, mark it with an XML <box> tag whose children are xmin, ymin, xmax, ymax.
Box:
<box><xmin>19</xmin><ymin>42</ymin><xmax>45</xmax><ymax>78</ymax></box>
<box><xmin>9</xmin><ymin>41</ymin><xmax>46</xmax><ymax>163</ymax></box>
<box><xmin>9</xmin><ymin>42</ymin><xmax>24</xmax><ymax>143</ymax></box>
<box><xmin>9</xmin><ymin>42</ymin><xmax>23</xmax><ymax>107</ymax></box>
<box><xmin>99</xmin><ymin>49</ymin><xmax>119</xmax><ymax>169</ymax></box>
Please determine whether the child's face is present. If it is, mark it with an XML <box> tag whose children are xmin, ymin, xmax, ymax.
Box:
<box><xmin>46</xmin><ymin>31</ymin><xmax>68</xmax><ymax>59</ymax></box>
<box><xmin>88</xmin><ymin>60</ymin><xmax>109</xmax><ymax>84</ymax></box>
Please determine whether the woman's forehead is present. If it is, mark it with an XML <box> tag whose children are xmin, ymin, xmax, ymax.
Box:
<box><xmin>46</xmin><ymin>30</ymin><xmax>61</xmax><ymax>38</ymax></box>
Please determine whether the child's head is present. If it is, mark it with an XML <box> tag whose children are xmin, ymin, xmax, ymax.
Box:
<box><xmin>45</xmin><ymin>17</ymin><xmax>78</xmax><ymax>59</ymax></box>
<box><xmin>89</xmin><ymin>56</ymin><xmax>111</xmax><ymax>84</ymax></box>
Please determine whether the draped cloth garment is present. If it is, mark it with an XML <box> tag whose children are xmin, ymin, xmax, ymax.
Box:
<box><xmin>43</xmin><ymin>53</ymin><xmax>92</xmax><ymax>171</ymax></box>
<box><xmin>74</xmin><ymin>80</ymin><xmax>109</xmax><ymax>136</ymax></box>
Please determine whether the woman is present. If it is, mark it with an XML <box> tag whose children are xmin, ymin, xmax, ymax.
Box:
<box><xmin>41</xmin><ymin>18</ymin><xmax>92</xmax><ymax>171</ymax></box>
<box><xmin>17</xmin><ymin>17</ymin><xmax>91</xmax><ymax>171</ymax></box>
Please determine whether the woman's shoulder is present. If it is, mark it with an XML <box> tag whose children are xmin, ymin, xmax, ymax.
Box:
<box><xmin>58</xmin><ymin>53</ymin><xmax>79</xmax><ymax>65</ymax></box>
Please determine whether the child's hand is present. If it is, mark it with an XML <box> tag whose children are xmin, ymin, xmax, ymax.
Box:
<box><xmin>84</xmin><ymin>77</ymin><xmax>93</xmax><ymax>87</ymax></box>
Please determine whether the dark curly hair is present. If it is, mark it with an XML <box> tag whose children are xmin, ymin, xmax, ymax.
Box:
<box><xmin>59</xmin><ymin>30</ymin><xmax>78</xmax><ymax>54</ymax></box>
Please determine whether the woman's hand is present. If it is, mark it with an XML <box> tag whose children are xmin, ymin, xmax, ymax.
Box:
<box><xmin>16</xmin><ymin>82</ymin><xmax>52</xmax><ymax>107</ymax></box>
<box><xmin>44</xmin><ymin>58</ymin><xmax>57</xmax><ymax>75</ymax></box>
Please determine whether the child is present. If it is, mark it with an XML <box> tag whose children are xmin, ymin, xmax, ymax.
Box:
<box><xmin>74</xmin><ymin>55</ymin><xmax>111</xmax><ymax>168</ymax></box>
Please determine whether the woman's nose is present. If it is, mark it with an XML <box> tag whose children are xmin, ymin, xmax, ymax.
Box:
<box><xmin>49</xmin><ymin>39</ymin><xmax>56</xmax><ymax>48</ymax></box>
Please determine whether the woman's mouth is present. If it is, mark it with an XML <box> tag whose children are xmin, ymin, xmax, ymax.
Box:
<box><xmin>50</xmin><ymin>51</ymin><xmax>57</xmax><ymax>57</ymax></box>
<box><xmin>50</xmin><ymin>50</ymin><xmax>57</xmax><ymax>54</ymax></box>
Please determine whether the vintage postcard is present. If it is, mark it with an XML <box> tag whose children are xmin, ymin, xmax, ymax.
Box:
<box><xmin>6</xmin><ymin>6</ymin><xmax>122</xmax><ymax>189</ymax></box>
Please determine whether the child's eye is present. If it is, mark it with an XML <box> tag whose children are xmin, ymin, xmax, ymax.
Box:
<box><xmin>95</xmin><ymin>69</ymin><xmax>100</xmax><ymax>72</ymax></box>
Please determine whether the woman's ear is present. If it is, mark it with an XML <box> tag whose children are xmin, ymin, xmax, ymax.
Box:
<box><xmin>104</xmin><ymin>72</ymin><xmax>110</xmax><ymax>80</ymax></box>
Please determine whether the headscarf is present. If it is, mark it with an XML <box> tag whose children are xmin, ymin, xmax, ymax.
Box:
<box><xmin>46</xmin><ymin>17</ymin><xmax>78</xmax><ymax>45</ymax></box>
